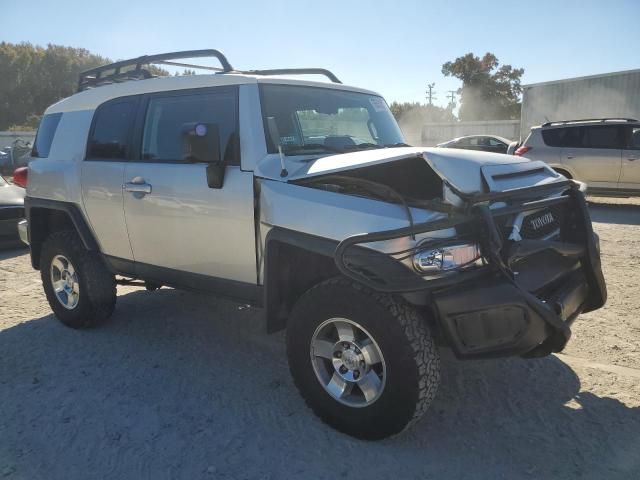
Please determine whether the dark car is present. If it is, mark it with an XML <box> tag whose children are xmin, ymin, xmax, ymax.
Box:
<box><xmin>0</xmin><ymin>174</ymin><xmax>25</xmax><ymax>248</ymax></box>
<box><xmin>437</xmin><ymin>135</ymin><xmax>512</xmax><ymax>154</ymax></box>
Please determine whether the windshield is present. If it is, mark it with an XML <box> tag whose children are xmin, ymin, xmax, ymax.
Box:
<box><xmin>259</xmin><ymin>84</ymin><xmax>405</xmax><ymax>155</ymax></box>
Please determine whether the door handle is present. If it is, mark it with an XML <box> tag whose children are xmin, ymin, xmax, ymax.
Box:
<box><xmin>124</xmin><ymin>177</ymin><xmax>152</xmax><ymax>194</ymax></box>
<box><xmin>566</xmin><ymin>154</ymin><xmax>575</xmax><ymax>159</ymax></box>
<box><xmin>628</xmin><ymin>157</ymin><xmax>638</xmax><ymax>162</ymax></box>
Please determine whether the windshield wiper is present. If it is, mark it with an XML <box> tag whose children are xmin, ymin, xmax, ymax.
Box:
<box><xmin>282</xmin><ymin>144</ymin><xmax>342</xmax><ymax>155</ymax></box>
<box><xmin>342</xmin><ymin>143</ymin><xmax>384</xmax><ymax>151</ymax></box>
<box><xmin>343</xmin><ymin>142</ymin><xmax>411</xmax><ymax>151</ymax></box>
<box><xmin>282</xmin><ymin>142</ymin><xmax>410</xmax><ymax>156</ymax></box>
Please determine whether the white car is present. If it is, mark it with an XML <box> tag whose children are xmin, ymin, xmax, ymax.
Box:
<box><xmin>20</xmin><ymin>49</ymin><xmax>606</xmax><ymax>439</ymax></box>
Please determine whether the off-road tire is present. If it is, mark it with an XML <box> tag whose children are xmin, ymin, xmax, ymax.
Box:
<box><xmin>286</xmin><ymin>277</ymin><xmax>440</xmax><ymax>440</ymax></box>
<box><xmin>41</xmin><ymin>230</ymin><xmax>116</xmax><ymax>328</ymax></box>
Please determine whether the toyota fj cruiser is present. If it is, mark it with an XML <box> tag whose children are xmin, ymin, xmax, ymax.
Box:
<box><xmin>19</xmin><ymin>50</ymin><xmax>606</xmax><ymax>439</ymax></box>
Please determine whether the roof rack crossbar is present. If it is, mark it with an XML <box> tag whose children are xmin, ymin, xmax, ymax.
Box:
<box><xmin>78</xmin><ymin>49</ymin><xmax>234</xmax><ymax>91</ymax></box>
<box><xmin>155</xmin><ymin>60</ymin><xmax>224</xmax><ymax>72</ymax></box>
<box><xmin>542</xmin><ymin>118</ymin><xmax>639</xmax><ymax>127</ymax></box>
<box><xmin>240</xmin><ymin>68</ymin><xmax>342</xmax><ymax>84</ymax></box>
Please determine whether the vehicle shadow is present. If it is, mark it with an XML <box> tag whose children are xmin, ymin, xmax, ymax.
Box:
<box><xmin>0</xmin><ymin>245</ymin><xmax>28</xmax><ymax>258</ymax></box>
<box><xmin>588</xmin><ymin>201</ymin><xmax>640</xmax><ymax>226</ymax></box>
<box><xmin>0</xmin><ymin>288</ymin><xmax>638</xmax><ymax>480</ymax></box>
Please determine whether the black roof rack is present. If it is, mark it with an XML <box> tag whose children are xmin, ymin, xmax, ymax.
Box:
<box><xmin>542</xmin><ymin>118</ymin><xmax>639</xmax><ymax>127</ymax></box>
<box><xmin>78</xmin><ymin>49</ymin><xmax>342</xmax><ymax>91</ymax></box>
<box><xmin>239</xmin><ymin>68</ymin><xmax>341</xmax><ymax>84</ymax></box>
<box><xmin>78</xmin><ymin>49</ymin><xmax>234</xmax><ymax>91</ymax></box>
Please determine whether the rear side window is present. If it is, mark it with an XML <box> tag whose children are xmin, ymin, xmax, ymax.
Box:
<box><xmin>541</xmin><ymin>127</ymin><xmax>569</xmax><ymax>147</ymax></box>
<box><xmin>87</xmin><ymin>99</ymin><xmax>137</xmax><ymax>160</ymax></box>
<box><xmin>140</xmin><ymin>88</ymin><xmax>239</xmax><ymax>164</ymax></box>
<box><xmin>32</xmin><ymin>113</ymin><xmax>62</xmax><ymax>158</ymax></box>
<box><xmin>542</xmin><ymin>125</ymin><xmax>624</xmax><ymax>149</ymax></box>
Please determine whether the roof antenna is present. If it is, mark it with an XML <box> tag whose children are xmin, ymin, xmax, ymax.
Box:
<box><xmin>267</xmin><ymin>117</ymin><xmax>288</xmax><ymax>177</ymax></box>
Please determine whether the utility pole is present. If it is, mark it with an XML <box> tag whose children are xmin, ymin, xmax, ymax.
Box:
<box><xmin>425</xmin><ymin>83</ymin><xmax>436</xmax><ymax>105</ymax></box>
<box><xmin>447</xmin><ymin>90</ymin><xmax>456</xmax><ymax>107</ymax></box>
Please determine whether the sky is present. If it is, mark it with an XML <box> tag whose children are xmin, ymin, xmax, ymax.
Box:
<box><xmin>2</xmin><ymin>0</ymin><xmax>638</xmax><ymax>107</ymax></box>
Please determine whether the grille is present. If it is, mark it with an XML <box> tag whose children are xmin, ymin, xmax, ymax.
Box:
<box><xmin>520</xmin><ymin>205</ymin><xmax>563</xmax><ymax>239</ymax></box>
<box><xmin>0</xmin><ymin>206</ymin><xmax>24</xmax><ymax>221</ymax></box>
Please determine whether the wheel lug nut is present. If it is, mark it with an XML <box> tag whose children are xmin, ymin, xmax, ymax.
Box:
<box><xmin>353</xmin><ymin>370</ymin><xmax>360</xmax><ymax>379</ymax></box>
<box><xmin>354</xmin><ymin>347</ymin><xmax>360</xmax><ymax>354</ymax></box>
<box><xmin>339</xmin><ymin>365</ymin><xmax>348</xmax><ymax>374</ymax></box>
<box><xmin>343</xmin><ymin>343</ymin><xmax>350</xmax><ymax>349</ymax></box>
<box><xmin>360</xmin><ymin>360</ymin><xmax>366</xmax><ymax>367</ymax></box>
<box><xmin>334</xmin><ymin>351</ymin><xmax>342</xmax><ymax>358</ymax></box>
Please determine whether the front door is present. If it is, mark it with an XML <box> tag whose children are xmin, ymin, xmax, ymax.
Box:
<box><xmin>619</xmin><ymin>125</ymin><xmax>640</xmax><ymax>189</ymax></box>
<box><xmin>122</xmin><ymin>86</ymin><xmax>257</xmax><ymax>284</ymax></box>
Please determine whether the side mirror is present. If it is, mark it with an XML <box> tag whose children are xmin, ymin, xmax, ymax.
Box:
<box><xmin>182</xmin><ymin>123</ymin><xmax>225</xmax><ymax>189</ymax></box>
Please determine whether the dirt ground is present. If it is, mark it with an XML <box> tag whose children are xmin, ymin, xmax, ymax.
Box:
<box><xmin>1</xmin><ymin>198</ymin><xmax>640</xmax><ymax>480</ymax></box>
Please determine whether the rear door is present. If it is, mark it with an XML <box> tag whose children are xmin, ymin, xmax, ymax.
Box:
<box><xmin>561</xmin><ymin>125</ymin><xmax>623</xmax><ymax>187</ymax></box>
<box><xmin>618</xmin><ymin>125</ymin><xmax>640</xmax><ymax>188</ymax></box>
<box><xmin>81</xmin><ymin>97</ymin><xmax>139</xmax><ymax>261</ymax></box>
<box><xmin>122</xmin><ymin>86</ymin><xmax>257</xmax><ymax>284</ymax></box>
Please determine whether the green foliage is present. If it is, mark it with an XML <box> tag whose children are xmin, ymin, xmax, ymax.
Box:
<box><xmin>0</xmin><ymin>42</ymin><xmax>171</xmax><ymax>131</ymax></box>
<box><xmin>8</xmin><ymin>114</ymin><xmax>42</xmax><ymax>131</ymax></box>
<box><xmin>0</xmin><ymin>42</ymin><xmax>110</xmax><ymax>130</ymax></box>
<box><xmin>441</xmin><ymin>52</ymin><xmax>523</xmax><ymax>121</ymax></box>
<box><xmin>389</xmin><ymin>101</ymin><xmax>456</xmax><ymax>124</ymax></box>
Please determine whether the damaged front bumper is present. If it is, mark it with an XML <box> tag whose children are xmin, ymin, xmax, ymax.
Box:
<box><xmin>334</xmin><ymin>181</ymin><xmax>607</xmax><ymax>359</ymax></box>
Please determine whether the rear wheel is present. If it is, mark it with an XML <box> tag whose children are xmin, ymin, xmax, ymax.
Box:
<box><xmin>286</xmin><ymin>278</ymin><xmax>440</xmax><ymax>439</ymax></box>
<box><xmin>41</xmin><ymin>230</ymin><xmax>116</xmax><ymax>328</ymax></box>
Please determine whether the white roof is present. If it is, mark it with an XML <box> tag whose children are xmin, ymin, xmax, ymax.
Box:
<box><xmin>46</xmin><ymin>73</ymin><xmax>380</xmax><ymax>114</ymax></box>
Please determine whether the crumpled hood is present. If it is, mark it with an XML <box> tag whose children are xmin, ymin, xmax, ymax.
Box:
<box><xmin>0</xmin><ymin>183</ymin><xmax>25</xmax><ymax>205</ymax></box>
<box><xmin>255</xmin><ymin>146</ymin><xmax>562</xmax><ymax>195</ymax></box>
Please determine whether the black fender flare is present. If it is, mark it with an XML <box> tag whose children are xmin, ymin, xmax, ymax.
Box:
<box><xmin>25</xmin><ymin>197</ymin><xmax>100</xmax><ymax>269</ymax></box>
<box><xmin>263</xmin><ymin>228</ymin><xmax>340</xmax><ymax>333</ymax></box>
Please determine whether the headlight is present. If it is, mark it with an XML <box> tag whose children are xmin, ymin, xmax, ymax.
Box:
<box><xmin>575</xmin><ymin>180</ymin><xmax>588</xmax><ymax>193</ymax></box>
<box><xmin>413</xmin><ymin>243</ymin><xmax>482</xmax><ymax>275</ymax></box>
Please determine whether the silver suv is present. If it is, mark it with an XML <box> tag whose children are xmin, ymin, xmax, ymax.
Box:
<box><xmin>516</xmin><ymin>118</ymin><xmax>640</xmax><ymax>195</ymax></box>
<box><xmin>19</xmin><ymin>50</ymin><xmax>607</xmax><ymax>439</ymax></box>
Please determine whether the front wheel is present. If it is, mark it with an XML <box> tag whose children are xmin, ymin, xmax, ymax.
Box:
<box><xmin>286</xmin><ymin>278</ymin><xmax>440</xmax><ymax>439</ymax></box>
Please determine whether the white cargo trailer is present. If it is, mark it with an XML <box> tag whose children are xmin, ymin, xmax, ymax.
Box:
<box><xmin>520</xmin><ymin>69</ymin><xmax>640</xmax><ymax>140</ymax></box>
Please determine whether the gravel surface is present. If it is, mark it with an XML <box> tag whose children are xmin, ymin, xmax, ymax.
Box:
<box><xmin>1</xmin><ymin>199</ymin><xmax>640</xmax><ymax>479</ymax></box>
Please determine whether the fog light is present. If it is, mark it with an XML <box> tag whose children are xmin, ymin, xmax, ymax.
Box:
<box><xmin>413</xmin><ymin>243</ymin><xmax>481</xmax><ymax>274</ymax></box>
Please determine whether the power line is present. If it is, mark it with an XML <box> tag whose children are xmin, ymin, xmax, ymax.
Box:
<box><xmin>425</xmin><ymin>83</ymin><xmax>436</xmax><ymax>105</ymax></box>
<box><xmin>447</xmin><ymin>90</ymin><xmax>456</xmax><ymax>107</ymax></box>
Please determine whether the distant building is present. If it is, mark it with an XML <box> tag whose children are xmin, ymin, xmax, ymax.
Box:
<box><xmin>520</xmin><ymin>68</ymin><xmax>640</xmax><ymax>139</ymax></box>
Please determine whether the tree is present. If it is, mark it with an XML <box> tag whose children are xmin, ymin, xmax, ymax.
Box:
<box><xmin>0</xmin><ymin>42</ymin><xmax>110</xmax><ymax>130</ymax></box>
<box><xmin>0</xmin><ymin>42</ymin><xmax>170</xmax><ymax>131</ymax></box>
<box><xmin>389</xmin><ymin>101</ymin><xmax>457</xmax><ymax>145</ymax></box>
<box><xmin>441</xmin><ymin>52</ymin><xmax>524</xmax><ymax>121</ymax></box>
<box><xmin>389</xmin><ymin>101</ymin><xmax>456</xmax><ymax>124</ymax></box>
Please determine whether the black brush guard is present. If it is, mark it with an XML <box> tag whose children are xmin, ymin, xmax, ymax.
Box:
<box><xmin>334</xmin><ymin>181</ymin><xmax>607</xmax><ymax>358</ymax></box>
